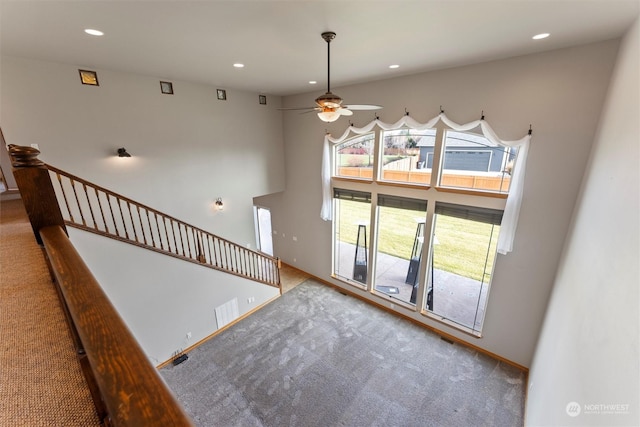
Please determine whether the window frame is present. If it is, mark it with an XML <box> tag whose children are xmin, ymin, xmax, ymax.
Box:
<box><xmin>437</xmin><ymin>128</ymin><xmax>518</xmax><ymax>195</ymax></box>
<box><xmin>333</xmin><ymin>132</ymin><xmax>376</xmax><ymax>182</ymax></box>
<box><xmin>426</xmin><ymin>201</ymin><xmax>503</xmax><ymax>334</ymax></box>
<box><xmin>330</xmin><ymin>123</ymin><xmax>513</xmax><ymax>337</ymax></box>
<box><xmin>372</xmin><ymin>194</ymin><xmax>428</xmax><ymax>307</ymax></box>
<box><xmin>377</xmin><ymin>127</ymin><xmax>436</xmax><ymax>187</ymax></box>
<box><xmin>331</xmin><ymin>187</ymin><xmax>373</xmax><ymax>288</ymax></box>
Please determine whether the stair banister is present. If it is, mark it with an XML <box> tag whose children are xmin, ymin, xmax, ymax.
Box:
<box><xmin>9</xmin><ymin>144</ymin><xmax>193</xmax><ymax>426</ymax></box>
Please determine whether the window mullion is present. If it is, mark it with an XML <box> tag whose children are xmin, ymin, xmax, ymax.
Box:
<box><xmin>430</xmin><ymin>124</ymin><xmax>446</xmax><ymax>187</ymax></box>
<box><xmin>415</xmin><ymin>204</ymin><xmax>436</xmax><ymax>311</ymax></box>
<box><xmin>367</xmin><ymin>193</ymin><xmax>379</xmax><ymax>292</ymax></box>
<box><xmin>367</xmin><ymin>128</ymin><xmax>381</xmax><ymax>290</ymax></box>
<box><xmin>373</xmin><ymin>128</ymin><xmax>382</xmax><ymax>182</ymax></box>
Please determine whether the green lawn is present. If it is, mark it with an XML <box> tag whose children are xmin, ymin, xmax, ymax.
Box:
<box><xmin>338</xmin><ymin>154</ymin><xmax>373</xmax><ymax>167</ymax></box>
<box><xmin>336</xmin><ymin>200</ymin><xmax>499</xmax><ymax>282</ymax></box>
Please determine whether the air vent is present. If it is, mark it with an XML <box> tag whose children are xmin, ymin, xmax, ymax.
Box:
<box><xmin>440</xmin><ymin>336</ymin><xmax>455</xmax><ymax>345</ymax></box>
<box><xmin>215</xmin><ymin>298</ymin><xmax>239</xmax><ymax>329</ymax></box>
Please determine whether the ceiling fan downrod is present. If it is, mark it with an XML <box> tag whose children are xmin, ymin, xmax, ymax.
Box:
<box><xmin>321</xmin><ymin>31</ymin><xmax>336</xmax><ymax>94</ymax></box>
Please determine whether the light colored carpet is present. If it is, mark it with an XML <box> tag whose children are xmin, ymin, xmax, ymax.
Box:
<box><xmin>0</xmin><ymin>199</ymin><xmax>100</xmax><ymax>426</ymax></box>
<box><xmin>161</xmin><ymin>279</ymin><xmax>525</xmax><ymax>427</ymax></box>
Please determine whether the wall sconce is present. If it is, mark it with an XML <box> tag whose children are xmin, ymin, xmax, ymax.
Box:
<box><xmin>215</xmin><ymin>197</ymin><xmax>224</xmax><ymax>210</ymax></box>
<box><xmin>117</xmin><ymin>147</ymin><xmax>131</xmax><ymax>157</ymax></box>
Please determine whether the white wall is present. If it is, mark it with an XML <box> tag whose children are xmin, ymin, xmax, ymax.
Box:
<box><xmin>68</xmin><ymin>228</ymin><xmax>280</xmax><ymax>365</ymax></box>
<box><xmin>526</xmin><ymin>17</ymin><xmax>639</xmax><ymax>426</ymax></box>
<box><xmin>262</xmin><ymin>40</ymin><xmax>621</xmax><ymax>368</ymax></box>
<box><xmin>0</xmin><ymin>55</ymin><xmax>285</xmax><ymax>247</ymax></box>
<box><xmin>1</xmin><ymin>55</ymin><xmax>286</xmax><ymax>365</ymax></box>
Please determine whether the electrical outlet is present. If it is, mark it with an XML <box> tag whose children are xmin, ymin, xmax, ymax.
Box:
<box><xmin>292</xmin><ymin>236</ymin><xmax>297</xmax><ymax>241</ymax></box>
<box><xmin>186</xmin><ymin>332</ymin><xmax>192</xmax><ymax>339</ymax></box>
<box><xmin>293</xmin><ymin>258</ymin><xmax>296</xmax><ymax>263</ymax></box>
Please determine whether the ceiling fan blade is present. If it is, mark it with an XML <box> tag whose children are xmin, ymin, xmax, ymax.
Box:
<box><xmin>338</xmin><ymin>108</ymin><xmax>353</xmax><ymax>116</ymax></box>
<box><xmin>343</xmin><ymin>104</ymin><xmax>383</xmax><ymax>111</ymax></box>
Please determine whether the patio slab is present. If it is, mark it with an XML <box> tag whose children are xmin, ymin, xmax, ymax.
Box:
<box><xmin>335</xmin><ymin>241</ymin><xmax>488</xmax><ymax>331</ymax></box>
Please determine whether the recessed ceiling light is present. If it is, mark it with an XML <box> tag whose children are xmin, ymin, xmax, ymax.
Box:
<box><xmin>532</xmin><ymin>33</ymin><xmax>550</xmax><ymax>40</ymax></box>
<box><xmin>84</xmin><ymin>29</ymin><xmax>104</xmax><ymax>36</ymax></box>
<box><xmin>389</xmin><ymin>64</ymin><xmax>400</xmax><ymax>69</ymax></box>
<box><xmin>233</xmin><ymin>63</ymin><xmax>245</xmax><ymax>68</ymax></box>
<box><xmin>309</xmin><ymin>81</ymin><xmax>317</xmax><ymax>85</ymax></box>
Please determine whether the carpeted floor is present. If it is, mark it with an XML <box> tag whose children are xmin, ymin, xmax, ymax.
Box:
<box><xmin>161</xmin><ymin>279</ymin><xmax>526</xmax><ymax>427</ymax></box>
<box><xmin>0</xmin><ymin>198</ymin><xmax>100</xmax><ymax>426</ymax></box>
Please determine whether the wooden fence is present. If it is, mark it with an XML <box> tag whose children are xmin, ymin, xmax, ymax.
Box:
<box><xmin>337</xmin><ymin>167</ymin><xmax>510</xmax><ymax>192</ymax></box>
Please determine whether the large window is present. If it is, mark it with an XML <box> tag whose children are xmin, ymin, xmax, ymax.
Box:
<box><xmin>440</xmin><ymin>130</ymin><xmax>517</xmax><ymax>194</ymax></box>
<box><xmin>427</xmin><ymin>203</ymin><xmax>502</xmax><ymax>333</ymax></box>
<box><xmin>331</xmin><ymin>122</ymin><xmax>519</xmax><ymax>336</ymax></box>
<box><xmin>374</xmin><ymin>195</ymin><xmax>427</xmax><ymax>305</ymax></box>
<box><xmin>334</xmin><ymin>133</ymin><xmax>375</xmax><ymax>181</ymax></box>
<box><xmin>379</xmin><ymin>129</ymin><xmax>435</xmax><ymax>186</ymax></box>
<box><xmin>333</xmin><ymin>188</ymin><xmax>371</xmax><ymax>286</ymax></box>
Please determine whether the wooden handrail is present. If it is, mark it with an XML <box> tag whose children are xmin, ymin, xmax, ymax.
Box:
<box><xmin>40</xmin><ymin>225</ymin><xmax>194</xmax><ymax>426</ymax></box>
<box><xmin>47</xmin><ymin>164</ymin><xmax>281</xmax><ymax>288</ymax></box>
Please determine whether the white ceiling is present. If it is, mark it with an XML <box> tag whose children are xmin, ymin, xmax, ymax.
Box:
<box><xmin>1</xmin><ymin>1</ymin><xmax>638</xmax><ymax>96</ymax></box>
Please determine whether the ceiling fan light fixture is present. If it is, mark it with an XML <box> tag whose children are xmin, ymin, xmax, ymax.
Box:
<box><xmin>317</xmin><ymin>110</ymin><xmax>340</xmax><ymax>122</ymax></box>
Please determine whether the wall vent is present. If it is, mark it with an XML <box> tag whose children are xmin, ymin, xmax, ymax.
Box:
<box><xmin>215</xmin><ymin>298</ymin><xmax>239</xmax><ymax>329</ymax></box>
<box><xmin>440</xmin><ymin>336</ymin><xmax>455</xmax><ymax>345</ymax></box>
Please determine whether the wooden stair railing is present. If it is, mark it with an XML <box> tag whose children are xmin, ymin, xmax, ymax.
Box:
<box><xmin>41</xmin><ymin>225</ymin><xmax>194</xmax><ymax>426</ymax></box>
<box><xmin>9</xmin><ymin>145</ymin><xmax>193</xmax><ymax>426</ymax></box>
<box><xmin>46</xmin><ymin>164</ymin><xmax>281</xmax><ymax>289</ymax></box>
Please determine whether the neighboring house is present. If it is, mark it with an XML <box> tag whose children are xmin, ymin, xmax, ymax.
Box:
<box><xmin>416</xmin><ymin>130</ymin><xmax>516</xmax><ymax>174</ymax></box>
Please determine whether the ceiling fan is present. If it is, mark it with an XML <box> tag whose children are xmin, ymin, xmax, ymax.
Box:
<box><xmin>281</xmin><ymin>31</ymin><xmax>383</xmax><ymax>122</ymax></box>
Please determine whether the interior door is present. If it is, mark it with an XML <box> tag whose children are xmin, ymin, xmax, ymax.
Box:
<box><xmin>255</xmin><ymin>206</ymin><xmax>274</xmax><ymax>256</ymax></box>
